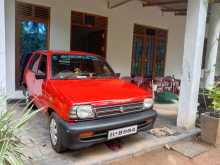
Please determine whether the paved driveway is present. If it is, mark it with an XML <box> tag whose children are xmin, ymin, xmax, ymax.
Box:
<box><xmin>11</xmin><ymin>103</ymin><xmax>187</xmax><ymax>165</ymax></box>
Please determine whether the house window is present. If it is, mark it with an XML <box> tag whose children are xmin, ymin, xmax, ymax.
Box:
<box><xmin>131</xmin><ymin>24</ymin><xmax>168</xmax><ymax>79</ymax></box>
<box><xmin>70</xmin><ymin>11</ymin><xmax>108</xmax><ymax>58</ymax></box>
<box><xmin>15</xmin><ymin>1</ymin><xmax>50</xmax><ymax>89</ymax></box>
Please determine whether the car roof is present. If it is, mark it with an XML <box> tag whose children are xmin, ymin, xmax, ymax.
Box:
<box><xmin>33</xmin><ymin>50</ymin><xmax>99</xmax><ymax>57</ymax></box>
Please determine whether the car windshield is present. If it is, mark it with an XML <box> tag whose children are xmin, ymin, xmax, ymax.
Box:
<box><xmin>51</xmin><ymin>54</ymin><xmax>115</xmax><ymax>80</ymax></box>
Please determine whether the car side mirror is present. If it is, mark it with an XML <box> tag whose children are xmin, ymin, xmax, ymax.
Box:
<box><xmin>115</xmin><ymin>73</ymin><xmax>121</xmax><ymax>78</ymax></box>
<box><xmin>35</xmin><ymin>73</ymin><xmax>46</xmax><ymax>80</ymax></box>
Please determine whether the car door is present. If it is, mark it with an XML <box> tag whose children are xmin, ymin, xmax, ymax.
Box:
<box><xmin>34</xmin><ymin>54</ymin><xmax>48</xmax><ymax>108</ymax></box>
<box><xmin>25</xmin><ymin>54</ymin><xmax>41</xmax><ymax>99</ymax></box>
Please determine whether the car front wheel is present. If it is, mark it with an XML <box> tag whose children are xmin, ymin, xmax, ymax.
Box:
<box><xmin>49</xmin><ymin>113</ymin><xmax>66</xmax><ymax>153</ymax></box>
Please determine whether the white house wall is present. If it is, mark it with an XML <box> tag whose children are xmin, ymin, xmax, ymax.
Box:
<box><xmin>5</xmin><ymin>0</ymin><xmax>186</xmax><ymax>97</ymax></box>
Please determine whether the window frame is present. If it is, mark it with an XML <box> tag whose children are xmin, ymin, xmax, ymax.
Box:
<box><xmin>28</xmin><ymin>54</ymin><xmax>41</xmax><ymax>73</ymax></box>
<box><xmin>50</xmin><ymin>54</ymin><xmax>115</xmax><ymax>80</ymax></box>
<box><xmin>37</xmin><ymin>54</ymin><xmax>48</xmax><ymax>79</ymax></box>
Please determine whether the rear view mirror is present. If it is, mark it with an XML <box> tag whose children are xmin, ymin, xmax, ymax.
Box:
<box><xmin>35</xmin><ymin>73</ymin><xmax>46</xmax><ymax>80</ymax></box>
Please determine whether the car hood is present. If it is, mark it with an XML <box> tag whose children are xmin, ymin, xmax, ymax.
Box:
<box><xmin>49</xmin><ymin>78</ymin><xmax>152</xmax><ymax>106</ymax></box>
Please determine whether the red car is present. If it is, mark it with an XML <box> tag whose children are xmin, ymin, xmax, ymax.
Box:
<box><xmin>22</xmin><ymin>50</ymin><xmax>157</xmax><ymax>153</ymax></box>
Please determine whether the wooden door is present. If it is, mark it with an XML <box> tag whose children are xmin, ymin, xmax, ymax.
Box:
<box><xmin>15</xmin><ymin>2</ymin><xmax>50</xmax><ymax>89</ymax></box>
<box><xmin>143</xmin><ymin>30</ymin><xmax>156</xmax><ymax>78</ymax></box>
<box><xmin>88</xmin><ymin>30</ymin><xmax>106</xmax><ymax>58</ymax></box>
<box><xmin>131</xmin><ymin>36</ymin><xmax>144</xmax><ymax>77</ymax></box>
<box><xmin>131</xmin><ymin>24</ymin><xmax>167</xmax><ymax>79</ymax></box>
<box><xmin>154</xmin><ymin>30</ymin><xmax>167</xmax><ymax>77</ymax></box>
<box><xmin>71</xmin><ymin>11</ymin><xmax>108</xmax><ymax>58</ymax></box>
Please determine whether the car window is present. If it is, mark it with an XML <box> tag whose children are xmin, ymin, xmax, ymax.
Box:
<box><xmin>51</xmin><ymin>54</ymin><xmax>115</xmax><ymax>80</ymax></box>
<box><xmin>37</xmin><ymin>55</ymin><xmax>47</xmax><ymax>75</ymax></box>
<box><xmin>29</xmin><ymin>54</ymin><xmax>40</xmax><ymax>72</ymax></box>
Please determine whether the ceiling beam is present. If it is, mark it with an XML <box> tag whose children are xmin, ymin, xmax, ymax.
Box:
<box><xmin>108</xmin><ymin>0</ymin><xmax>133</xmax><ymax>9</ymax></box>
<box><xmin>161</xmin><ymin>8</ymin><xmax>187</xmax><ymax>12</ymax></box>
<box><xmin>213</xmin><ymin>0</ymin><xmax>220</xmax><ymax>3</ymax></box>
<box><xmin>143</xmin><ymin>0</ymin><xmax>187</xmax><ymax>7</ymax></box>
<box><xmin>174</xmin><ymin>11</ymin><xmax>187</xmax><ymax>16</ymax></box>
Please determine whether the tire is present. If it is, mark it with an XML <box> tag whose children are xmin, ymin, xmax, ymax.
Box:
<box><xmin>49</xmin><ymin>113</ymin><xmax>67</xmax><ymax>153</ymax></box>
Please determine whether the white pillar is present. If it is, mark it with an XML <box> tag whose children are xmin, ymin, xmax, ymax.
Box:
<box><xmin>0</xmin><ymin>0</ymin><xmax>7</xmax><ymax>112</ymax></box>
<box><xmin>177</xmin><ymin>0</ymin><xmax>208</xmax><ymax>129</ymax></box>
<box><xmin>204</xmin><ymin>4</ymin><xmax>220</xmax><ymax>88</ymax></box>
<box><xmin>0</xmin><ymin>0</ymin><xmax>6</xmax><ymax>95</ymax></box>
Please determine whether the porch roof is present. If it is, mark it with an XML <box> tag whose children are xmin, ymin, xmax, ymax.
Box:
<box><xmin>108</xmin><ymin>0</ymin><xmax>220</xmax><ymax>16</ymax></box>
<box><xmin>108</xmin><ymin>0</ymin><xmax>187</xmax><ymax>15</ymax></box>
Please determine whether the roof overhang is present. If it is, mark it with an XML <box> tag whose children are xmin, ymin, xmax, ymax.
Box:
<box><xmin>107</xmin><ymin>0</ymin><xmax>220</xmax><ymax>16</ymax></box>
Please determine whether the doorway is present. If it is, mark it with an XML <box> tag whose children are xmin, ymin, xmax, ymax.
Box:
<box><xmin>131</xmin><ymin>24</ymin><xmax>168</xmax><ymax>79</ymax></box>
<box><xmin>71</xmin><ymin>11</ymin><xmax>108</xmax><ymax>58</ymax></box>
<box><xmin>15</xmin><ymin>2</ymin><xmax>50</xmax><ymax>89</ymax></box>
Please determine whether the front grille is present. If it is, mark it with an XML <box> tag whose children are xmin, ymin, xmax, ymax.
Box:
<box><xmin>94</xmin><ymin>102</ymin><xmax>144</xmax><ymax>118</ymax></box>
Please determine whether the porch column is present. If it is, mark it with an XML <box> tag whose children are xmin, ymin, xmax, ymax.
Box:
<box><xmin>204</xmin><ymin>4</ymin><xmax>220</xmax><ymax>88</ymax></box>
<box><xmin>177</xmin><ymin>0</ymin><xmax>208</xmax><ymax>129</ymax></box>
<box><xmin>0</xmin><ymin>0</ymin><xmax>6</xmax><ymax>93</ymax></box>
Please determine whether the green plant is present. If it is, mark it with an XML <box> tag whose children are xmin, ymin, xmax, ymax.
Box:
<box><xmin>0</xmin><ymin>96</ymin><xmax>38</xmax><ymax>165</ymax></box>
<box><xmin>201</xmin><ymin>82</ymin><xmax>220</xmax><ymax>118</ymax></box>
<box><xmin>207</xmin><ymin>83</ymin><xmax>220</xmax><ymax>111</ymax></box>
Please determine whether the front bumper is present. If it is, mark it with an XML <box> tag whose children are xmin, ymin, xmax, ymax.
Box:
<box><xmin>55</xmin><ymin>110</ymin><xmax>157</xmax><ymax>150</ymax></box>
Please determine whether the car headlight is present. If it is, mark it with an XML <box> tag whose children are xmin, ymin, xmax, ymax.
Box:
<box><xmin>143</xmin><ymin>98</ymin><xmax>154</xmax><ymax>109</ymax></box>
<box><xmin>69</xmin><ymin>105</ymin><xmax>95</xmax><ymax>119</ymax></box>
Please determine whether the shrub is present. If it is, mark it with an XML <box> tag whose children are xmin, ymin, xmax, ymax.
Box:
<box><xmin>0</xmin><ymin>96</ymin><xmax>38</xmax><ymax>165</ymax></box>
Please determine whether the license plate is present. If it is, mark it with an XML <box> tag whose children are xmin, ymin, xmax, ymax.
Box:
<box><xmin>108</xmin><ymin>125</ymin><xmax>138</xmax><ymax>140</ymax></box>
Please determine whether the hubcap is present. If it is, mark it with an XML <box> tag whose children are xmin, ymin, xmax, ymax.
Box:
<box><xmin>50</xmin><ymin>118</ymin><xmax>58</xmax><ymax>146</ymax></box>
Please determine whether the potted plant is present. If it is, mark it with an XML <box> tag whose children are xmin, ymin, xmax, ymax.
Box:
<box><xmin>0</xmin><ymin>96</ymin><xmax>38</xmax><ymax>165</ymax></box>
<box><xmin>201</xmin><ymin>83</ymin><xmax>220</xmax><ymax>146</ymax></box>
